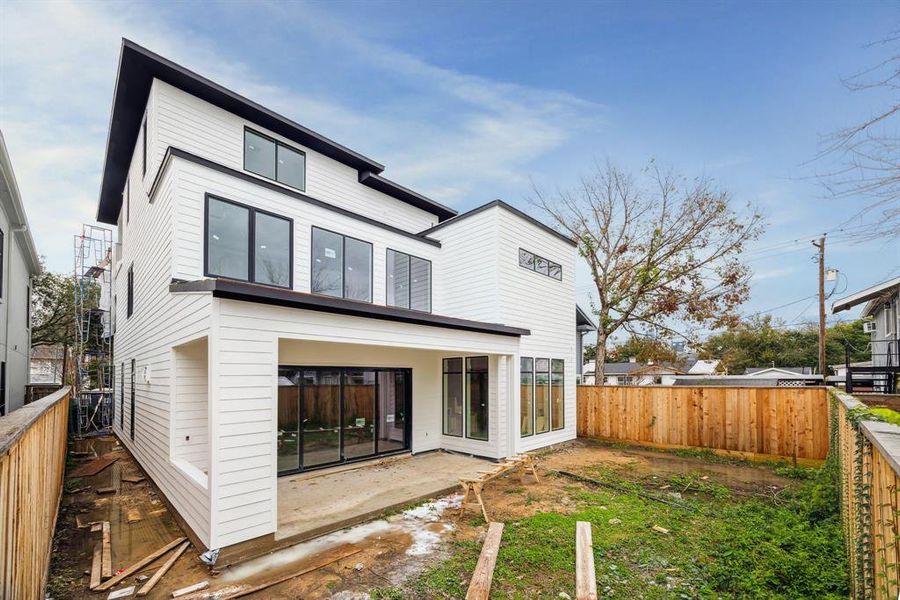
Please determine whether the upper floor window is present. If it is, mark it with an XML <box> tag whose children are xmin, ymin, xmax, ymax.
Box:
<box><xmin>127</xmin><ymin>265</ymin><xmax>134</xmax><ymax>318</ymax></box>
<box><xmin>141</xmin><ymin>117</ymin><xmax>147</xmax><ymax>177</ymax></box>
<box><xmin>386</xmin><ymin>249</ymin><xmax>431</xmax><ymax>312</ymax></box>
<box><xmin>205</xmin><ymin>195</ymin><xmax>292</xmax><ymax>288</ymax></box>
<box><xmin>311</xmin><ymin>227</ymin><xmax>372</xmax><ymax>302</ymax></box>
<box><xmin>518</xmin><ymin>248</ymin><xmax>561</xmax><ymax>281</ymax></box>
<box><xmin>244</xmin><ymin>128</ymin><xmax>306</xmax><ymax>192</ymax></box>
<box><xmin>0</xmin><ymin>228</ymin><xmax>4</xmax><ymax>299</ymax></box>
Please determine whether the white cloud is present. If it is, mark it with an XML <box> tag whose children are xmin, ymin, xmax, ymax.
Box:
<box><xmin>1</xmin><ymin>1</ymin><xmax>600</xmax><ymax>273</ymax></box>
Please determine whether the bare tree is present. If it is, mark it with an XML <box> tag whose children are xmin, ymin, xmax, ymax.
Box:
<box><xmin>818</xmin><ymin>32</ymin><xmax>900</xmax><ymax>240</ymax></box>
<box><xmin>532</xmin><ymin>161</ymin><xmax>765</xmax><ymax>385</ymax></box>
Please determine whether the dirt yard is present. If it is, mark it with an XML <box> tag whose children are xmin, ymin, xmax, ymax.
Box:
<box><xmin>48</xmin><ymin>437</ymin><xmax>847</xmax><ymax>599</ymax></box>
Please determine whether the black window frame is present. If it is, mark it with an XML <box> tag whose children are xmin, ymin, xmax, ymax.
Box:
<box><xmin>141</xmin><ymin>116</ymin><xmax>147</xmax><ymax>177</ymax></box>
<box><xmin>520</xmin><ymin>357</ymin><xmax>534</xmax><ymax>438</ymax></box>
<box><xmin>203</xmin><ymin>193</ymin><xmax>294</xmax><ymax>290</ymax></box>
<box><xmin>130</xmin><ymin>358</ymin><xmax>136</xmax><ymax>440</ymax></box>
<box><xmin>0</xmin><ymin>227</ymin><xmax>5</xmax><ymax>299</ymax></box>
<box><xmin>518</xmin><ymin>248</ymin><xmax>562</xmax><ymax>281</ymax></box>
<box><xmin>521</xmin><ymin>356</ymin><xmax>565</xmax><ymax>437</ymax></box>
<box><xmin>120</xmin><ymin>361</ymin><xmax>125</xmax><ymax>429</ymax></box>
<box><xmin>465</xmin><ymin>356</ymin><xmax>490</xmax><ymax>441</ymax></box>
<box><xmin>125</xmin><ymin>179</ymin><xmax>130</xmax><ymax>224</ymax></box>
<box><xmin>442</xmin><ymin>357</ymin><xmax>464</xmax><ymax>438</ymax></box>
<box><xmin>550</xmin><ymin>358</ymin><xmax>565</xmax><ymax>431</ymax></box>
<box><xmin>385</xmin><ymin>248</ymin><xmax>432</xmax><ymax>313</ymax></box>
<box><xmin>127</xmin><ymin>264</ymin><xmax>134</xmax><ymax>318</ymax></box>
<box><xmin>310</xmin><ymin>226</ymin><xmax>373</xmax><ymax>303</ymax></box>
<box><xmin>243</xmin><ymin>127</ymin><xmax>307</xmax><ymax>192</ymax></box>
<box><xmin>0</xmin><ymin>362</ymin><xmax>5</xmax><ymax>417</ymax></box>
<box><xmin>26</xmin><ymin>285</ymin><xmax>30</xmax><ymax>329</ymax></box>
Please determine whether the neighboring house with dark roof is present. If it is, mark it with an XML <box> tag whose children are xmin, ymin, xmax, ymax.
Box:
<box><xmin>97</xmin><ymin>39</ymin><xmax>582</xmax><ymax>550</ymax></box>
<box><xmin>0</xmin><ymin>130</ymin><xmax>41</xmax><ymax>416</ymax></box>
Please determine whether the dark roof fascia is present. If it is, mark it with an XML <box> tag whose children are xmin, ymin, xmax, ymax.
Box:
<box><xmin>141</xmin><ymin>146</ymin><xmax>442</xmax><ymax>248</ymax></box>
<box><xmin>171</xmin><ymin>279</ymin><xmax>530</xmax><ymax>337</ymax></box>
<box><xmin>97</xmin><ymin>39</ymin><xmax>450</xmax><ymax>224</ymax></box>
<box><xmin>419</xmin><ymin>200</ymin><xmax>578</xmax><ymax>247</ymax></box>
<box><xmin>576</xmin><ymin>305</ymin><xmax>596</xmax><ymax>329</ymax></box>
<box><xmin>358</xmin><ymin>171</ymin><xmax>456</xmax><ymax>221</ymax></box>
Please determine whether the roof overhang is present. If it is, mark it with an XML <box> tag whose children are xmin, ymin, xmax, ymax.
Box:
<box><xmin>832</xmin><ymin>276</ymin><xmax>900</xmax><ymax>314</ymax></box>
<box><xmin>421</xmin><ymin>200</ymin><xmax>577</xmax><ymax>247</ymax></box>
<box><xmin>97</xmin><ymin>39</ymin><xmax>456</xmax><ymax>224</ymax></box>
<box><xmin>171</xmin><ymin>278</ymin><xmax>530</xmax><ymax>337</ymax></box>
<box><xmin>0</xmin><ymin>131</ymin><xmax>41</xmax><ymax>275</ymax></box>
<box><xmin>576</xmin><ymin>305</ymin><xmax>596</xmax><ymax>331</ymax></box>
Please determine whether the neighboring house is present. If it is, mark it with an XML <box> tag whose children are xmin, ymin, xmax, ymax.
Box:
<box><xmin>575</xmin><ymin>306</ymin><xmax>595</xmax><ymax>383</ymax></box>
<box><xmin>96</xmin><ymin>40</ymin><xmax>579</xmax><ymax>550</ymax></box>
<box><xmin>0</xmin><ymin>130</ymin><xmax>41</xmax><ymax>416</ymax></box>
<box><xmin>30</xmin><ymin>345</ymin><xmax>65</xmax><ymax>384</ymax></box>
<box><xmin>581</xmin><ymin>359</ymin><xmax>683</xmax><ymax>385</ymax></box>
<box><xmin>673</xmin><ymin>367</ymin><xmax>824</xmax><ymax>387</ymax></box>
<box><xmin>832</xmin><ymin>276</ymin><xmax>900</xmax><ymax>393</ymax></box>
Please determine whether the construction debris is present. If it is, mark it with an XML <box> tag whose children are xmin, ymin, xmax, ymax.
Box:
<box><xmin>122</xmin><ymin>475</ymin><xmax>145</xmax><ymax>484</ymax></box>
<box><xmin>459</xmin><ymin>454</ymin><xmax>540</xmax><ymax>522</ymax></box>
<box><xmin>466</xmin><ymin>522</ymin><xmax>504</xmax><ymax>600</ymax></box>
<box><xmin>96</xmin><ymin>487</ymin><xmax>117</xmax><ymax>495</ymax></box>
<box><xmin>69</xmin><ymin>455</ymin><xmax>119</xmax><ymax>478</ymax></box>
<box><xmin>137</xmin><ymin>540</ymin><xmax>190</xmax><ymax>596</ymax></box>
<box><xmin>652</xmin><ymin>525</ymin><xmax>670</xmax><ymax>535</ymax></box>
<box><xmin>171</xmin><ymin>581</ymin><xmax>209</xmax><ymax>598</ymax></box>
<box><xmin>107</xmin><ymin>586</ymin><xmax>136</xmax><ymax>599</ymax></box>
<box><xmin>95</xmin><ymin>537</ymin><xmax>187</xmax><ymax>592</ymax></box>
<box><xmin>89</xmin><ymin>542</ymin><xmax>102</xmax><ymax>590</ymax></box>
<box><xmin>101</xmin><ymin>521</ymin><xmax>112</xmax><ymax>579</ymax></box>
<box><xmin>222</xmin><ymin>545</ymin><xmax>363</xmax><ymax>599</ymax></box>
<box><xmin>127</xmin><ymin>509</ymin><xmax>142</xmax><ymax>524</ymax></box>
<box><xmin>575</xmin><ymin>521</ymin><xmax>598</xmax><ymax>600</ymax></box>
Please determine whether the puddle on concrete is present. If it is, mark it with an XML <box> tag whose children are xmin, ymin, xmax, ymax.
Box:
<box><xmin>221</xmin><ymin>494</ymin><xmax>462</xmax><ymax>584</ymax></box>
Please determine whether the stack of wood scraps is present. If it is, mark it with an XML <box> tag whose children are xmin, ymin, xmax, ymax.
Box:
<box><xmin>458</xmin><ymin>453</ymin><xmax>539</xmax><ymax>522</ymax></box>
<box><xmin>91</xmin><ymin>535</ymin><xmax>191</xmax><ymax>597</ymax></box>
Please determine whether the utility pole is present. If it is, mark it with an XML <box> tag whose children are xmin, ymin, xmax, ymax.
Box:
<box><xmin>813</xmin><ymin>235</ymin><xmax>826</xmax><ymax>377</ymax></box>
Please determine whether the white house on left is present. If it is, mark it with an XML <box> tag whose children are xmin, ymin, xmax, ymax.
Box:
<box><xmin>0</xmin><ymin>130</ymin><xmax>41</xmax><ymax>415</ymax></box>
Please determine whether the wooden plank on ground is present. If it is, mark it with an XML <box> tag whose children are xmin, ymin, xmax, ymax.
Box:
<box><xmin>137</xmin><ymin>540</ymin><xmax>190</xmax><ymax>596</ymax></box>
<box><xmin>89</xmin><ymin>542</ymin><xmax>102</xmax><ymax>590</ymax></box>
<box><xmin>465</xmin><ymin>522</ymin><xmax>504</xmax><ymax>600</ymax></box>
<box><xmin>101</xmin><ymin>521</ymin><xmax>112</xmax><ymax>579</ymax></box>
<box><xmin>122</xmin><ymin>475</ymin><xmax>145</xmax><ymax>484</ymax></box>
<box><xmin>575</xmin><ymin>521</ymin><xmax>597</xmax><ymax>600</ymax></box>
<box><xmin>222</xmin><ymin>545</ymin><xmax>362</xmax><ymax>599</ymax></box>
<box><xmin>94</xmin><ymin>537</ymin><xmax>187</xmax><ymax>591</ymax></box>
<box><xmin>69</xmin><ymin>455</ymin><xmax>119</xmax><ymax>478</ymax></box>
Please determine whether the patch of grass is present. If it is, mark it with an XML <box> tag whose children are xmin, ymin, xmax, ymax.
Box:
<box><xmin>370</xmin><ymin>586</ymin><xmax>405</xmax><ymax>599</ymax></box>
<box><xmin>408</xmin><ymin>463</ymin><xmax>848</xmax><ymax>599</ymax></box>
<box><xmin>667</xmin><ymin>473</ymin><xmax>732</xmax><ymax>499</ymax></box>
<box><xmin>773</xmin><ymin>464</ymin><xmax>818</xmax><ymax>480</ymax></box>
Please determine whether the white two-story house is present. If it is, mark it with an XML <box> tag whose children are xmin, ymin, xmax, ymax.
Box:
<box><xmin>97</xmin><ymin>40</ymin><xmax>578</xmax><ymax>551</ymax></box>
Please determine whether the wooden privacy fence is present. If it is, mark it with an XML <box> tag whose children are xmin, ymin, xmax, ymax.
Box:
<box><xmin>577</xmin><ymin>385</ymin><xmax>829</xmax><ymax>461</ymax></box>
<box><xmin>0</xmin><ymin>386</ymin><xmax>71</xmax><ymax>600</ymax></box>
<box><xmin>834</xmin><ymin>390</ymin><xmax>900</xmax><ymax>600</ymax></box>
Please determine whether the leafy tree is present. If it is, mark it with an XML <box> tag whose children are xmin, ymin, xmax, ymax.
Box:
<box><xmin>606</xmin><ymin>335</ymin><xmax>678</xmax><ymax>365</ymax></box>
<box><xmin>701</xmin><ymin>316</ymin><xmax>872</xmax><ymax>374</ymax></box>
<box><xmin>31</xmin><ymin>267</ymin><xmax>77</xmax><ymax>349</ymax></box>
<box><xmin>533</xmin><ymin>160</ymin><xmax>764</xmax><ymax>384</ymax></box>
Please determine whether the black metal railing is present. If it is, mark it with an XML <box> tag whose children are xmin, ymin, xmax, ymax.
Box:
<box><xmin>845</xmin><ymin>339</ymin><xmax>899</xmax><ymax>394</ymax></box>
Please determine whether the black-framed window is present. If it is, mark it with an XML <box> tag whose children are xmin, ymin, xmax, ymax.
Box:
<box><xmin>244</xmin><ymin>128</ymin><xmax>306</xmax><ymax>192</ymax></box>
<box><xmin>26</xmin><ymin>285</ymin><xmax>30</xmax><ymax>329</ymax></box>
<box><xmin>518</xmin><ymin>248</ymin><xmax>562</xmax><ymax>281</ymax></box>
<box><xmin>205</xmin><ymin>195</ymin><xmax>293</xmax><ymax>289</ymax></box>
<box><xmin>127</xmin><ymin>264</ymin><xmax>134</xmax><ymax>318</ymax></box>
<box><xmin>141</xmin><ymin>117</ymin><xmax>147</xmax><ymax>177</ymax></box>
<box><xmin>120</xmin><ymin>361</ymin><xmax>125</xmax><ymax>429</ymax></box>
<box><xmin>521</xmin><ymin>356</ymin><xmax>565</xmax><ymax>437</ymax></box>
<box><xmin>551</xmin><ymin>359</ymin><xmax>564</xmax><ymax>431</ymax></box>
<box><xmin>0</xmin><ymin>362</ymin><xmax>6</xmax><ymax>416</ymax></box>
<box><xmin>520</xmin><ymin>357</ymin><xmax>534</xmax><ymax>437</ymax></box>
<box><xmin>442</xmin><ymin>358</ymin><xmax>463</xmax><ymax>437</ymax></box>
<box><xmin>387</xmin><ymin>249</ymin><xmax>431</xmax><ymax>312</ymax></box>
<box><xmin>0</xmin><ymin>228</ymin><xmax>4</xmax><ymax>299</ymax></box>
<box><xmin>125</xmin><ymin>179</ymin><xmax>130</xmax><ymax>224</ymax></box>
<box><xmin>130</xmin><ymin>358</ymin><xmax>136</xmax><ymax>440</ymax></box>
<box><xmin>466</xmin><ymin>356</ymin><xmax>489</xmax><ymax>441</ymax></box>
<box><xmin>311</xmin><ymin>227</ymin><xmax>372</xmax><ymax>302</ymax></box>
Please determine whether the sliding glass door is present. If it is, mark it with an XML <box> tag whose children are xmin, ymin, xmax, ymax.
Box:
<box><xmin>277</xmin><ymin>366</ymin><xmax>411</xmax><ymax>475</ymax></box>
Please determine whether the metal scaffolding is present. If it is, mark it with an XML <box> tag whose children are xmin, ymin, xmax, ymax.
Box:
<box><xmin>73</xmin><ymin>224</ymin><xmax>114</xmax><ymax>435</ymax></box>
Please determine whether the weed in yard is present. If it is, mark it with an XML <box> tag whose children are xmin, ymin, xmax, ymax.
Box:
<box><xmin>408</xmin><ymin>462</ymin><xmax>848</xmax><ymax>599</ymax></box>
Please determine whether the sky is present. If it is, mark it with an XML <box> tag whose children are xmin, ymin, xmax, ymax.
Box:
<box><xmin>1</xmin><ymin>0</ymin><xmax>898</xmax><ymax>345</ymax></box>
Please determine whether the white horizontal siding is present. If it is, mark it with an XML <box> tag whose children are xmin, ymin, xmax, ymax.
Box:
<box><xmin>153</xmin><ymin>80</ymin><xmax>440</xmax><ymax>234</ymax></box>
<box><xmin>112</xmin><ymin>130</ymin><xmax>214</xmax><ymax>547</ymax></box>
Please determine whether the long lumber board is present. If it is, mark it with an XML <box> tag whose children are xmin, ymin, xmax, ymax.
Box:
<box><xmin>94</xmin><ymin>537</ymin><xmax>187</xmax><ymax>591</ymax></box>
<box><xmin>575</xmin><ymin>521</ymin><xmax>598</xmax><ymax>600</ymax></box>
<box><xmin>137</xmin><ymin>541</ymin><xmax>190</xmax><ymax>596</ymax></box>
<box><xmin>465</xmin><ymin>522</ymin><xmax>504</xmax><ymax>600</ymax></box>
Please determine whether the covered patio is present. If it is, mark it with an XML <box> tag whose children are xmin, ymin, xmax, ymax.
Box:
<box><xmin>217</xmin><ymin>450</ymin><xmax>489</xmax><ymax>567</ymax></box>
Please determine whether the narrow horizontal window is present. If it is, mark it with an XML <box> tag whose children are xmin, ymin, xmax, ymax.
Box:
<box><xmin>518</xmin><ymin>248</ymin><xmax>562</xmax><ymax>281</ymax></box>
<box><xmin>244</xmin><ymin>128</ymin><xmax>306</xmax><ymax>192</ymax></box>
